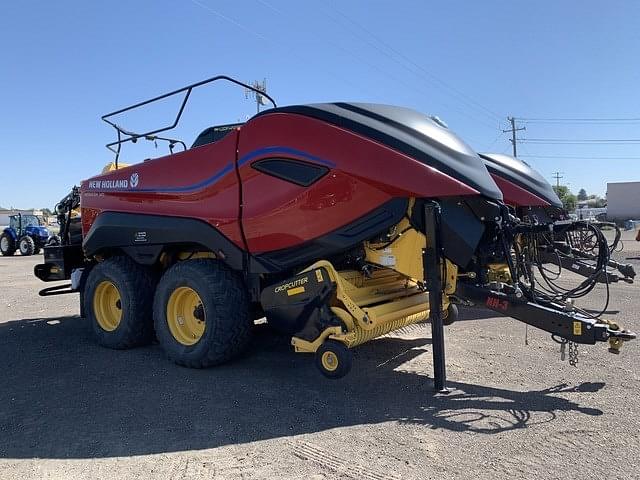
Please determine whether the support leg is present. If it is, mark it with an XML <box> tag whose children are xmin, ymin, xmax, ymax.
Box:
<box><xmin>423</xmin><ymin>202</ymin><xmax>448</xmax><ymax>393</ymax></box>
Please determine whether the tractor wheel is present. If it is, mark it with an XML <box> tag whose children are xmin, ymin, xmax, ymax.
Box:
<box><xmin>315</xmin><ymin>340</ymin><xmax>353</xmax><ymax>379</ymax></box>
<box><xmin>153</xmin><ymin>259</ymin><xmax>252</xmax><ymax>368</ymax></box>
<box><xmin>18</xmin><ymin>236</ymin><xmax>35</xmax><ymax>256</ymax></box>
<box><xmin>84</xmin><ymin>256</ymin><xmax>156</xmax><ymax>349</ymax></box>
<box><xmin>443</xmin><ymin>303</ymin><xmax>459</xmax><ymax>326</ymax></box>
<box><xmin>0</xmin><ymin>233</ymin><xmax>16</xmax><ymax>256</ymax></box>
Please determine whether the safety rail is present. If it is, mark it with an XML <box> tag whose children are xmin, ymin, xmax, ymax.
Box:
<box><xmin>101</xmin><ymin>75</ymin><xmax>277</xmax><ymax>166</ymax></box>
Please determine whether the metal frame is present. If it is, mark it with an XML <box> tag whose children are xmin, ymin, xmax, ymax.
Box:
<box><xmin>101</xmin><ymin>75</ymin><xmax>278</xmax><ymax>166</ymax></box>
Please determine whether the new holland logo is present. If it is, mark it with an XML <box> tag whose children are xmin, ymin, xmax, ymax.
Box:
<box><xmin>87</xmin><ymin>173</ymin><xmax>139</xmax><ymax>190</ymax></box>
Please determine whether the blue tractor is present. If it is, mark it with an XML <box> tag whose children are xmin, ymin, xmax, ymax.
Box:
<box><xmin>0</xmin><ymin>214</ymin><xmax>50</xmax><ymax>256</ymax></box>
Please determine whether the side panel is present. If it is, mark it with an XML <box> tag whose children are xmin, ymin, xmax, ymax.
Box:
<box><xmin>83</xmin><ymin>212</ymin><xmax>245</xmax><ymax>269</ymax></box>
<box><xmin>80</xmin><ymin>130</ymin><xmax>244</xmax><ymax>248</ymax></box>
<box><xmin>480</xmin><ymin>153</ymin><xmax>561</xmax><ymax>208</ymax></box>
<box><xmin>491</xmin><ymin>174</ymin><xmax>550</xmax><ymax>208</ymax></box>
<box><xmin>252</xmin><ymin>198</ymin><xmax>408</xmax><ymax>272</ymax></box>
<box><xmin>238</xmin><ymin>113</ymin><xmax>479</xmax><ymax>253</ymax></box>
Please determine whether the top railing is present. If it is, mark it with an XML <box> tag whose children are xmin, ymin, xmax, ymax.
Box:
<box><xmin>101</xmin><ymin>75</ymin><xmax>277</xmax><ymax>166</ymax></box>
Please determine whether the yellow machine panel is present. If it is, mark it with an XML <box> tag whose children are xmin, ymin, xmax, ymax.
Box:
<box><xmin>364</xmin><ymin>217</ymin><xmax>426</xmax><ymax>280</ymax></box>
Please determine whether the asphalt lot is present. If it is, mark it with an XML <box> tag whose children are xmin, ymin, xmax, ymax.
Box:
<box><xmin>1</xmin><ymin>230</ymin><xmax>639</xmax><ymax>479</ymax></box>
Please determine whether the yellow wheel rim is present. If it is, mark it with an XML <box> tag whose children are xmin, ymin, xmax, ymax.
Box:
<box><xmin>166</xmin><ymin>286</ymin><xmax>205</xmax><ymax>346</ymax></box>
<box><xmin>93</xmin><ymin>281</ymin><xmax>122</xmax><ymax>332</ymax></box>
<box><xmin>321</xmin><ymin>351</ymin><xmax>339</xmax><ymax>372</ymax></box>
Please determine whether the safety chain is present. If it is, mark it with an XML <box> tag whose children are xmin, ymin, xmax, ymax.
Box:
<box><xmin>555</xmin><ymin>336</ymin><xmax>579</xmax><ymax>367</ymax></box>
<box><xmin>568</xmin><ymin>341</ymin><xmax>579</xmax><ymax>367</ymax></box>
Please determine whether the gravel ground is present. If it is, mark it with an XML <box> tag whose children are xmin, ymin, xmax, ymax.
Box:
<box><xmin>1</xmin><ymin>230</ymin><xmax>639</xmax><ymax>479</ymax></box>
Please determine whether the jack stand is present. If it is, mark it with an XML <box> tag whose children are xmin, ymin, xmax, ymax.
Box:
<box><xmin>423</xmin><ymin>202</ymin><xmax>449</xmax><ymax>393</ymax></box>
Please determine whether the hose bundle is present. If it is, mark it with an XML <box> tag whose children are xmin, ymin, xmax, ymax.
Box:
<box><xmin>512</xmin><ymin>221</ymin><xmax>611</xmax><ymax>319</ymax></box>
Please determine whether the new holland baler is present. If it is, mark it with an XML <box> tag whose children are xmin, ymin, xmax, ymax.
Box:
<box><xmin>34</xmin><ymin>76</ymin><xmax>634</xmax><ymax>388</ymax></box>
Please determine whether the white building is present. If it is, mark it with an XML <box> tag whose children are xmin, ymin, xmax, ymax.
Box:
<box><xmin>0</xmin><ymin>208</ymin><xmax>44</xmax><ymax>228</ymax></box>
<box><xmin>576</xmin><ymin>206</ymin><xmax>606</xmax><ymax>220</ymax></box>
<box><xmin>606</xmin><ymin>182</ymin><xmax>640</xmax><ymax>221</ymax></box>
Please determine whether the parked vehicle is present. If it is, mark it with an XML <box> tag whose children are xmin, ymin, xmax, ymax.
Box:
<box><xmin>33</xmin><ymin>75</ymin><xmax>635</xmax><ymax>387</ymax></box>
<box><xmin>1</xmin><ymin>214</ymin><xmax>50</xmax><ymax>256</ymax></box>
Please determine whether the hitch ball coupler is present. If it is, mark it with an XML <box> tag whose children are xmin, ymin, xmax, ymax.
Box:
<box><xmin>608</xmin><ymin>337</ymin><xmax>623</xmax><ymax>354</ymax></box>
<box><xmin>607</xmin><ymin>329</ymin><xmax>636</xmax><ymax>354</ymax></box>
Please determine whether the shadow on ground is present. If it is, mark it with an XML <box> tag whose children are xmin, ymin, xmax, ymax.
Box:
<box><xmin>0</xmin><ymin>315</ymin><xmax>603</xmax><ymax>459</ymax></box>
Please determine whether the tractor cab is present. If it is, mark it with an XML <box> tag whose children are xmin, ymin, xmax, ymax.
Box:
<box><xmin>10</xmin><ymin>214</ymin><xmax>44</xmax><ymax>233</ymax></box>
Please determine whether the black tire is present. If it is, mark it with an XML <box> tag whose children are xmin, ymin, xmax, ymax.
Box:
<box><xmin>0</xmin><ymin>233</ymin><xmax>16</xmax><ymax>256</ymax></box>
<box><xmin>443</xmin><ymin>303</ymin><xmax>459</xmax><ymax>326</ymax></box>
<box><xmin>33</xmin><ymin>247</ymin><xmax>41</xmax><ymax>255</ymax></box>
<box><xmin>153</xmin><ymin>259</ymin><xmax>252</xmax><ymax>368</ymax></box>
<box><xmin>315</xmin><ymin>340</ymin><xmax>353</xmax><ymax>379</ymax></box>
<box><xmin>84</xmin><ymin>256</ymin><xmax>156</xmax><ymax>349</ymax></box>
<box><xmin>18</xmin><ymin>236</ymin><xmax>35</xmax><ymax>256</ymax></box>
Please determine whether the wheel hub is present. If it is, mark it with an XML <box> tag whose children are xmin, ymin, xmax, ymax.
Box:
<box><xmin>0</xmin><ymin>237</ymin><xmax>8</xmax><ymax>251</ymax></box>
<box><xmin>321</xmin><ymin>351</ymin><xmax>339</xmax><ymax>372</ymax></box>
<box><xmin>93</xmin><ymin>281</ymin><xmax>123</xmax><ymax>332</ymax></box>
<box><xmin>166</xmin><ymin>286</ymin><xmax>205</xmax><ymax>346</ymax></box>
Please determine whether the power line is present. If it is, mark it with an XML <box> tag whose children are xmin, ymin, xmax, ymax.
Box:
<box><xmin>480</xmin><ymin>131</ymin><xmax>505</xmax><ymax>152</ymax></box>
<box><xmin>552</xmin><ymin>172</ymin><xmax>564</xmax><ymax>188</ymax></box>
<box><xmin>189</xmin><ymin>0</ymin><xmax>270</xmax><ymax>42</ymax></box>
<box><xmin>314</xmin><ymin>0</ymin><xmax>503</xmax><ymax>123</ymax></box>
<box><xmin>502</xmin><ymin>116</ymin><xmax>526</xmax><ymax>157</ymax></box>
<box><xmin>188</xmin><ymin>0</ymin><xmax>380</xmax><ymax>98</ymax></box>
<box><xmin>255</xmin><ymin>0</ymin><xmax>490</xmax><ymax>127</ymax></box>
<box><xmin>520</xmin><ymin>154</ymin><xmax>640</xmax><ymax>160</ymax></box>
<box><xmin>521</xmin><ymin>138</ymin><xmax>640</xmax><ymax>144</ymax></box>
<box><xmin>264</xmin><ymin>0</ymin><xmax>500</xmax><ymax>130</ymax></box>
<box><xmin>519</xmin><ymin>117</ymin><xmax>640</xmax><ymax>124</ymax></box>
<box><xmin>294</xmin><ymin>0</ymin><xmax>504</xmax><ymax>130</ymax></box>
<box><xmin>197</xmin><ymin>0</ymin><xmax>503</xmax><ymax>133</ymax></box>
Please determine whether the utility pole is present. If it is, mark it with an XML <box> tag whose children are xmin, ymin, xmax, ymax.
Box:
<box><xmin>245</xmin><ymin>79</ymin><xmax>268</xmax><ymax>114</ymax></box>
<box><xmin>502</xmin><ymin>116</ymin><xmax>526</xmax><ymax>157</ymax></box>
<box><xmin>552</xmin><ymin>171</ymin><xmax>564</xmax><ymax>188</ymax></box>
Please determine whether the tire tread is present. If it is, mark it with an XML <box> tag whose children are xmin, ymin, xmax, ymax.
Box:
<box><xmin>154</xmin><ymin>259</ymin><xmax>252</xmax><ymax>368</ymax></box>
<box><xmin>85</xmin><ymin>255</ymin><xmax>156</xmax><ymax>349</ymax></box>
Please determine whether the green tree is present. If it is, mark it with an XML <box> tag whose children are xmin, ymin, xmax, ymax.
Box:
<box><xmin>577</xmin><ymin>188</ymin><xmax>588</xmax><ymax>201</ymax></box>
<box><xmin>553</xmin><ymin>185</ymin><xmax>577</xmax><ymax>211</ymax></box>
<box><xmin>41</xmin><ymin>207</ymin><xmax>53</xmax><ymax>222</ymax></box>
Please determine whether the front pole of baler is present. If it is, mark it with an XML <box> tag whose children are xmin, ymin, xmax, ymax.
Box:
<box><xmin>423</xmin><ymin>202</ymin><xmax>448</xmax><ymax>393</ymax></box>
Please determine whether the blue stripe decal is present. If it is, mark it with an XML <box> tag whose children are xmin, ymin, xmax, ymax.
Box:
<box><xmin>237</xmin><ymin>146</ymin><xmax>336</xmax><ymax>168</ymax></box>
<box><xmin>108</xmin><ymin>146</ymin><xmax>334</xmax><ymax>194</ymax></box>
<box><xmin>132</xmin><ymin>162</ymin><xmax>235</xmax><ymax>193</ymax></box>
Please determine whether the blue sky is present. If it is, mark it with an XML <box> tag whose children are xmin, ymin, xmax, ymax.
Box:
<box><xmin>1</xmin><ymin>0</ymin><xmax>639</xmax><ymax>208</ymax></box>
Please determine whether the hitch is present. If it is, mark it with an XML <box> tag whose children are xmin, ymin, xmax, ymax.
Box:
<box><xmin>456</xmin><ymin>283</ymin><xmax>636</xmax><ymax>352</ymax></box>
<box><xmin>538</xmin><ymin>247</ymin><xmax>635</xmax><ymax>284</ymax></box>
<box><xmin>606</xmin><ymin>326</ymin><xmax>636</xmax><ymax>354</ymax></box>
